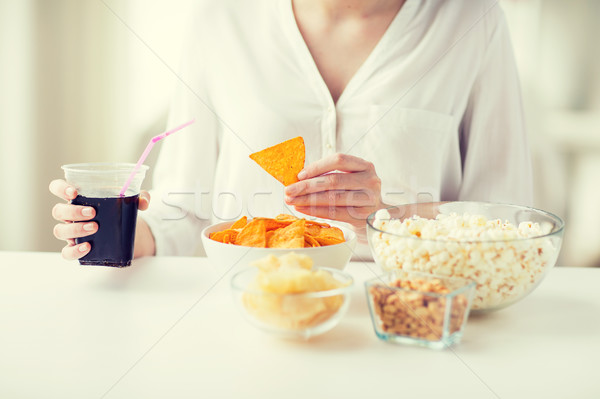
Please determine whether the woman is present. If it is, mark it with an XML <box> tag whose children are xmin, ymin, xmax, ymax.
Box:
<box><xmin>50</xmin><ymin>0</ymin><xmax>532</xmax><ymax>260</ymax></box>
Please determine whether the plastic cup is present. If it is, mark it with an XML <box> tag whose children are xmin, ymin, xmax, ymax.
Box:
<box><xmin>62</xmin><ymin>162</ymin><xmax>149</xmax><ymax>267</ymax></box>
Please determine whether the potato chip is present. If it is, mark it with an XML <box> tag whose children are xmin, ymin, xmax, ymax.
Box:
<box><xmin>249</xmin><ymin>137</ymin><xmax>305</xmax><ymax>186</ymax></box>
<box><xmin>234</xmin><ymin>219</ymin><xmax>267</xmax><ymax>247</ymax></box>
<box><xmin>243</xmin><ymin>253</ymin><xmax>348</xmax><ymax>329</ymax></box>
<box><xmin>267</xmin><ymin>219</ymin><xmax>305</xmax><ymax>248</ymax></box>
<box><xmin>230</xmin><ymin>216</ymin><xmax>248</xmax><ymax>230</ymax></box>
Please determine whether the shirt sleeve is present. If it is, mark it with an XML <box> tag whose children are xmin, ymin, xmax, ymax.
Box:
<box><xmin>139</xmin><ymin>22</ymin><xmax>220</xmax><ymax>256</ymax></box>
<box><xmin>458</xmin><ymin>8</ymin><xmax>533</xmax><ymax>206</ymax></box>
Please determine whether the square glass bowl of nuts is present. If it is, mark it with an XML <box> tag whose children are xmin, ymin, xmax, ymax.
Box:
<box><xmin>365</xmin><ymin>270</ymin><xmax>476</xmax><ymax>349</ymax></box>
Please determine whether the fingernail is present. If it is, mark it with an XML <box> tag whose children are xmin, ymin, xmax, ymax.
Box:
<box><xmin>79</xmin><ymin>243</ymin><xmax>89</xmax><ymax>252</ymax></box>
<box><xmin>284</xmin><ymin>196</ymin><xmax>293</xmax><ymax>204</ymax></box>
<box><xmin>285</xmin><ymin>185</ymin><xmax>298</xmax><ymax>196</ymax></box>
<box><xmin>82</xmin><ymin>207</ymin><xmax>94</xmax><ymax>217</ymax></box>
<box><xmin>66</xmin><ymin>187</ymin><xmax>75</xmax><ymax>197</ymax></box>
<box><xmin>297</xmin><ymin>170</ymin><xmax>307</xmax><ymax>180</ymax></box>
<box><xmin>83</xmin><ymin>222</ymin><xmax>95</xmax><ymax>231</ymax></box>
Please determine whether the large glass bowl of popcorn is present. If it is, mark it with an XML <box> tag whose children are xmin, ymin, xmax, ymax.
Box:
<box><xmin>366</xmin><ymin>202</ymin><xmax>564</xmax><ymax>311</ymax></box>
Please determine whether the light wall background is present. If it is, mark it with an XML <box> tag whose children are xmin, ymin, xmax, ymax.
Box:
<box><xmin>1</xmin><ymin>0</ymin><xmax>599</xmax><ymax>266</ymax></box>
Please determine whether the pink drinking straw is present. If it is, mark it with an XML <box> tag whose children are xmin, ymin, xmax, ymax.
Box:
<box><xmin>119</xmin><ymin>119</ymin><xmax>195</xmax><ymax>196</ymax></box>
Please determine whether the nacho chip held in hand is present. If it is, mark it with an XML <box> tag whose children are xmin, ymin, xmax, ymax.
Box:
<box><xmin>209</xmin><ymin>214</ymin><xmax>345</xmax><ymax>248</ymax></box>
<box><xmin>249</xmin><ymin>137</ymin><xmax>305</xmax><ymax>186</ymax></box>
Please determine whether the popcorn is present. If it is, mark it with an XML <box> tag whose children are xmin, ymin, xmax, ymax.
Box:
<box><xmin>370</xmin><ymin>213</ymin><xmax>559</xmax><ymax>310</ymax></box>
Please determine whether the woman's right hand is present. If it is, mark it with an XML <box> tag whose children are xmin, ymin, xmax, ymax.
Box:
<box><xmin>50</xmin><ymin>179</ymin><xmax>97</xmax><ymax>260</ymax></box>
<box><xmin>49</xmin><ymin>179</ymin><xmax>150</xmax><ymax>260</ymax></box>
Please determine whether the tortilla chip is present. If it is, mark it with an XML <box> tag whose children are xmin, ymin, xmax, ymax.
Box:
<box><xmin>209</xmin><ymin>230</ymin><xmax>227</xmax><ymax>242</ymax></box>
<box><xmin>267</xmin><ymin>219</ymin><xmax>305</xmax><ymax>248</ymax></box>
<box><xmin>223</xmin><ymin>230</ymin><xmax>239</xmax><ymax>244</ymax></box>
<box><xmin>249</xmin><ymin>137</ymin><xmax>305</xmax><ymax>186</ymax></box>
<box><xmin>230</xmin><ymin>216</ymin><xmax>248</xmax><ymax>230</ymax></box>
<box><xmin>210</xmin><ymin>215</ymin><xmax>345</xmax><ymax>247</ymax></box>
<box><xmin>305</xmin><ymin>224</ymin><xmax>322</xmax><ymax>237</ymax></box>
<box><xmin>235</xmin><ymin>219</ymin><xmax>267</xmax><ymax>247</ymax></box>
<box><xmin>313</xmin><ymin>227</ymin><xmax>345</xmax><ymax>246</ymax></box>
<box><xmin>211</xmin><ymin>228</ymin><xmax>240</xmax><ymax>244</ymax></box>
<box><xmin>254</xmin><ymin>218</ymin><xmax>293</xmax><ymax>231</ymax></box>
<box><xmin>304</xmin><ymin>234</ymin><xmax>321</xmax><ymax>248</ymax></box>
<box><xmin>265</xmin><ymin>230</ymin><xmax>275</xmax><ymax>243</ymax></box>
<box><xmin>313</xmin><ymin>236</ymin><xmax>344</xmax><ymax>246</ymax></box>
<box><xmin>275</xmin><ymin>214</ymin><xmax>298</xmax><ymax>222</ymax></box>
<box><xmin>306</xmin><ymin>220</ymin><xmax>331</xmax><ymax>228</ymax></box>
<box><xmin>317</xmin><ymin>227</ymin><xmax>345</xmax><ymax>240</ymax></box>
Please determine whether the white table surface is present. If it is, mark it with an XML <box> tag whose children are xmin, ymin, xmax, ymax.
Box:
<box><xmin>1</xmin><ymin>251</ymin><xmax>599</xmax><ymax>399</ymax></box>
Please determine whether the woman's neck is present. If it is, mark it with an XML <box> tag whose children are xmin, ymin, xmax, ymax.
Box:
<box><xmin>292</xmin><ymin>0</ymin><xmax>405</xmax><ymax>20</ymax></box>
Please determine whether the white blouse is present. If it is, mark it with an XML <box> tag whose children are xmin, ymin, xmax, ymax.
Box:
<box><xmin>141</xmin><ymin>0</ymin><xmax>533</xmax><ymax>257</ymax></box>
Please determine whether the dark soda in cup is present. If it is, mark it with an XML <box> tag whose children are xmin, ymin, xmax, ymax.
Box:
<box><xmin>62</xmin><ymin>163</ymin><xmax>148</xmax><ymax>267</ymax></box>
<box><xmin>71</xmin><ymin>194</ymin><xmax>139</xmax><ymax>267</ymax></box>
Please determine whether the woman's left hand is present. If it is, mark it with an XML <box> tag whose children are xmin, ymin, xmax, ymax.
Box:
<box><xmin>284</xmin><ymin>153</ymin><xmax>387</xmax><ymax>231</ymax></box>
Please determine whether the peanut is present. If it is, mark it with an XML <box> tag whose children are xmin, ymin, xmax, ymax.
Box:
<box><xmin>369</xmin><ymin>278</ymin><xmax>469</xmax><ymax>341</ymax></box>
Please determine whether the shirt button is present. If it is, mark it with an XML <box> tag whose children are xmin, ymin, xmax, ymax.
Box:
<box><xmin>326</xmin><ymin>143</ymin><xmax>333</xmax><ymax>150</ymax></box>
<box><xmin>327</xmin><ymin>106</ymin><xmax>334</xmax><ymax>113</ymax></box>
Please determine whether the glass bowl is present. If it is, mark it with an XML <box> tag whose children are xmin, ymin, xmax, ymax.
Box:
<box><xmin>365</xmin><ymin>270</ymin><xmax>476</xmax><ymax>349</ymax></box>
<box><xmin>230</xmin><ymin>267</ymin><xmax>353</xmax><ymax>339</ymax></box>
<box><xmin>367</xmin><ymin>202</ymin><xmax>564</xmax><ymax>312</ymax></box>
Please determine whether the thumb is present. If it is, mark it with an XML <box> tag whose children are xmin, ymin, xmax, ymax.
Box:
<box><xmin>139</xmin><ymin>190</ymin><xmax>151</xmax><ymax>211</ymax></box>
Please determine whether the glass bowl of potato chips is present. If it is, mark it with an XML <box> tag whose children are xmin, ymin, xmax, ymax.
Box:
<box><xmin>202</xmin><ymin>214</ymin><xmax>357</xmax><ymax>270</ymax></box>
<box><xmin>230</xmin><ymin>253</ymin><xmax>354</xmax><ymax>339</ymax></box>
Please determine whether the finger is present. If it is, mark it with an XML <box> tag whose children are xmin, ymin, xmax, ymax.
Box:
<box><xmin>49</xmin><ymin>179</ymin><xmax>78</xmax><ymax>201</ymax></box>
<box><xmin>53</xmin><ymin>222</ymin><xmax>98</xmax><ymax>240</ymax></box>
<box><xmin>61</xmin><ymin>242</ymin><xmax>91</xmax><ymax>260</ymax></box>
<box><xmin>139</xmin><ymin>190</ymin><xmax>150</xmax><ymax>211</ymax></box>
<box><xmin>52</xmin><ymin>203</ymin><xmax>95</xmax><ymax>222</ymax></box>
<box><xmin>294</xmin><ymin>205</ymin><xmax>374</xmax><ymax>226</ymax></box>
<box><xmin>286</xmin><ymin>171</ymin><xmax>368</xmax><ymax>197</ymax></box>
<box><xmin>286</xmin><ymin>190</ymin><xmax>376</xmax><ymax>207</ymax></box>
<box><xmin>298</xmin><ymin>153</ymin><xmax>373</xmax><ymax>180</ymax></box>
